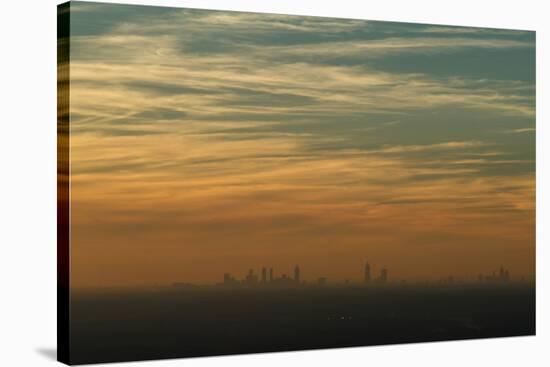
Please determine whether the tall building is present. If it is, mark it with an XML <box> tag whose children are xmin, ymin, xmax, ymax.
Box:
<box><xmin>478</xmin><ymin>266</ymin><xmax>511</xmax><ymax>283</ymax></box>
<box><xmin>223</xmin><ymin>273</ymin><xmax>238</xmax><ymax>286</ymax></box>
<box><xmin>364</xmin><ymin>262</ymin><xmax>371</xmax><ymax>283</ymax></box>
<box><xmin>380</xmin><ymin>268</ymin><xmax>388</xmax><ymax>283</ymax></box>
<box><xmin>294</xmin><ymin>265</ymin><xmax>300</xmax><ymax>283</ymax></box>
<box><xmin>261</xmin><ymin>267</ymin><xmax>267</xmax><ymax>283</ymax></box>
<box><xmin>245</xmin><ymin>269</ymin><xmax>258</xmax><ymax>286</ymax></box>
<box><xmin>269</xmin><ymin>268</ymin><xmax>273</xmax><ymax>282</ymax></box>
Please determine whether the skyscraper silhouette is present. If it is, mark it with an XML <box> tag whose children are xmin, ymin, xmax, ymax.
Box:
<box><xmin>380</xmin><ymin>268</ymin><xmax>388</xmax><ymax>283</ymax></box>
<box><xmin>269</xmin><ymin>268</ymin><xmax>273</xmax><ymax>282</ymax></box>
<box><xmin>294</xmin><ymin>265</ymin><xmax>300</xmax><ymax>284</ymax></box>
<box><xmin>245</xmin><ymin>269</ymin><xmax>258</xmax><ymax>286</ymax></box>
<box><xmin>261</xmin><ymin>267</ymin><xmax>267</xmax><ymax>283</ymax></box>
<box><xmin>364</xmin><ymin>262</ymin><xmax>371</xmax><ymax>283</ymax></box>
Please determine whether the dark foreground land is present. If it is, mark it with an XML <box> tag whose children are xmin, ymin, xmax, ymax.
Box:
<box><xmin>69</xmin><ymin>284</ymin><xmax>535</xmax><ymax>364</ymax></box>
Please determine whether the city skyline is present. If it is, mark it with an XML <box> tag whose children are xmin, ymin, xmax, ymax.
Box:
<box><xmin>164</xmin><ymin>261</ymin><xmax>522</xmax><ymax>288</ymax></box>
<box><xmin>66</xmin><ymin>2</ymin><xmax>535</xmax><ymax>288</ymax></box>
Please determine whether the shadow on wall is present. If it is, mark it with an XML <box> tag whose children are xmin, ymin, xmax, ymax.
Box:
<box><xmin>36</xmin><ymin>348</ymin><xmax>57</xmax><ymax>361</ymax></box>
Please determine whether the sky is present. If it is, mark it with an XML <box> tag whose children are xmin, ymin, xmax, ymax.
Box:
<box><xmin>66</xmin><ymin>1</ymin><xmax>535</xmax><ymax>288</ymax></box>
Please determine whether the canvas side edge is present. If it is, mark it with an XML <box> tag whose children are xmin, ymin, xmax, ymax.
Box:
<box><xmin>57</xmin><ymin>1</ymin><xmax>71</xmax><ymax>365</ymax></box>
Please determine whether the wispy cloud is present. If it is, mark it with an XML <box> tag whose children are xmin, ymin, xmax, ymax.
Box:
<box><xmin>501</xmin><ymin>127</ymin><xmax>536</xmax><ymax>134</ymax></box>
<box><xmin>67</xmin><ymin>3</ymin><xmax>535</xmax><ymax>286</ymax></box>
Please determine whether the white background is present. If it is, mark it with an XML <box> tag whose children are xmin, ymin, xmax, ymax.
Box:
<box><xmin>0</xmin><ymin>0</ymin><xmax>547</xmax><ymax>365</ymax></box>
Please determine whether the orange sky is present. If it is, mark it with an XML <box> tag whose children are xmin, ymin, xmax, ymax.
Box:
<box><xmin>66</xmin><ymin>3</ymin><xmax>535</xmax><ymax>288</ymax></box>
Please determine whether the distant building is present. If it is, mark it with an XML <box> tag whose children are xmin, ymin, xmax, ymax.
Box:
<box><xmin>379</xmin><ymin>268</ymin><xmax>388</xmax><ymax>283</ymax></box>
<box><xmin>269</xmin><ymin>268</ymin><xmax>273</xmax><ymax>282</ymax></box>
<box><xmin>244</xmin><ymin>269</ymin><xmax>258</xmax><ymax>286</ymax></box>
<box><xmin>294</xmin><ymin>265</ymin><xmax>300</xmax><ymax>284</ymax></box>
<box><xmin>223</xmin><ymin>273</ymin><xmax>239</xmax><ymax>287</ymax></box>
<box><xmin>317</xmin><ymin>277</ymin><xmax>327</xmax><ymax>286</ymax></box>
<box><xmin>364</xmin><ymin>262</ymin><xmax>371</xmax><ymax>283</ymax></box>
<box><xmin>478</xmin><ymin>266</ymin><xmax>511</xmax><ymax>284</ymax></box>
<box><xmin>261</xmin><ymin>267</ymin><xmax>267</xmax><ymax>283</ymax></box>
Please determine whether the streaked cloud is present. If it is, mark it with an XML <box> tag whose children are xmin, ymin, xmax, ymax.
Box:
<box><xmin>502</xmin><ymin>127</ymin><xmax>536</xmax><ymax>134</ymax></box>
<box><xmin>66</xmin><ymin>3</ymin><xmax>535</xmax><ymax>287</ymax></box>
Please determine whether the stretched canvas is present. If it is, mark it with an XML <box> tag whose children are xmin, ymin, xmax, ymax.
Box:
<box><xmin>57</xmin><ymin>1</ymin><xmax>536</xmax><ymax>365</ymax></box>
